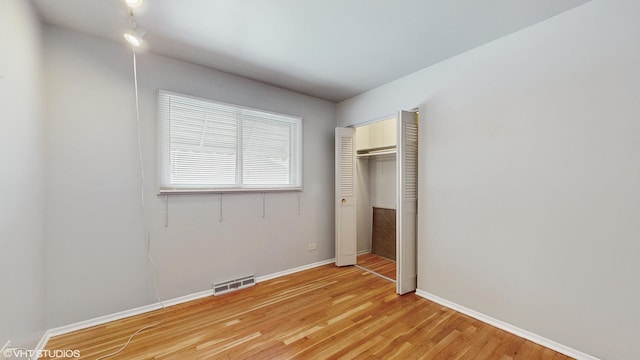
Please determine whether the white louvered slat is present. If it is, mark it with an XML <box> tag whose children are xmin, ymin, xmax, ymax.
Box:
<box><xmin>403</xmin><ymin>121</ymin><xmax>418</xmax><ymax>200</ymax></box>
<box><xmin>340</xmin><ymin>136</ymin><xmax>354</xmax><ymax>196</ymax></box>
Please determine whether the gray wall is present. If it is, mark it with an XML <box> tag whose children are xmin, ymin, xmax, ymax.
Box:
<box><xmin>338</xmin><ymin>0</ymin><xmax>640</xmax><ymax>359</ymax></box>
<box><xmin>0</xmin><ymin>0</ymin><xmax>46</xmax><ymax>348</ymax></box>
<box><xmin>43</xmin><ymin>26</ymin><xmax>336</xmax><ymax>327</ymax></box>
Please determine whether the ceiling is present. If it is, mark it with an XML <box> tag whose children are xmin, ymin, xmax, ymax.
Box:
<box><xmin>32</xmin><ymin>0</ymin><xmax>590</xmax><ymax>102</ymax></box>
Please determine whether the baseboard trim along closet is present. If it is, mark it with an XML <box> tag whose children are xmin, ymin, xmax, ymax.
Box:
<box><xmin>33</xmin><ymin>258</ymin><xmax>336</xmax><ymax>359</ymax></box>
<box><xmin>415</xmin><ymin>290</ymin><xmax>599</xmax><ymax>360</ymax></box>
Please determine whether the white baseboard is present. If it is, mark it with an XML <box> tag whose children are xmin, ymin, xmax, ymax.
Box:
<box><xmin>415</xmin><ymin>290</ymin><xmax>599</xmax><ymax>360</ymax></box>
<box><xmin>34</xmin><ymin>258</ymin><xmax>335</xmax><ymax>357</ymax></box>
<box><xmin>255</xmin><ymin>259</ymin><xmax>335</xmax><ymax>283</ymax></box>
<box><xmin>357</xmin><ymin>249</ymin><xmax>371</xmax><ymax>255</ymax></box>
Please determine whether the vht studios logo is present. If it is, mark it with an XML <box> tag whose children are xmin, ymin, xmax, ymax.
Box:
<box><xmin>3</xmin><ymin>348</ymin><xmax>80</xmax><ymax>358</ymax></box>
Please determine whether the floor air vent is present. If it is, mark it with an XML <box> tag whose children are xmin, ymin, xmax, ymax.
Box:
<box><xmin>213</xmin><ymin>274</ymin><xmax>255</xmax><ymax>296</ymax></box>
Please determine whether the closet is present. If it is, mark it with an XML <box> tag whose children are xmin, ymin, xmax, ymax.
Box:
<box><xmin>355</xmin><ymin>118</ymin><xmax>398</xmax><ymax>280</ymax></box>
<box><xmin>335</xmin><ymin>111</ymin><xmax>418</xmax><ymax>295</ymax></box>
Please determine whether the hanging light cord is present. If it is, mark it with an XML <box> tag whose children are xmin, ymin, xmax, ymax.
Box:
<box><xmin>95</xmin><ymin>50</ymin><xmax>167</xmax><ymax>360</ymax></box>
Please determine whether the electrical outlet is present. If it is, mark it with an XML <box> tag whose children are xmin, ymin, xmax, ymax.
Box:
<box><xmin>308</xmin><ymin>243</ymin><xmax>317</xmax><ymax>251</ymax></box>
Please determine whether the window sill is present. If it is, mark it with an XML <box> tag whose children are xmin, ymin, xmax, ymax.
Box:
<box><xmin>157</xmin><ymin>187</ymin><xmax>302</xmax><ymax>195</ymax></box>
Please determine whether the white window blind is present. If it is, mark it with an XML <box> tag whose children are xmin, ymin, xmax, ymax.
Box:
<box><xmin>159</xmin><ymin>90</ymin><xmax>302</xmax><ymax>192</ymax></box>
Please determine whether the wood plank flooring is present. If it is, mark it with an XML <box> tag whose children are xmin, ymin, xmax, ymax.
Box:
<box><xmin>357</xmin><ymin>252</ymin><xmax>396</xmax><ymax>280</ymax></box>
<box><xmin>43</xmin><ymin>265</ymin><xmax>572</xmax><ymax>359</ymax></box>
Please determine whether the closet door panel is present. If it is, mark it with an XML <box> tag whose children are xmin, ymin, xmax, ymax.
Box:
<box><xmin>396</xmin><ymin>111</ymin><xmax>418</xmax><ymax>294</ymax></box>
<box><xmin>335</xmin><ymin>127</ymin><xmax>357</xmax><ymax>266</ymax></box>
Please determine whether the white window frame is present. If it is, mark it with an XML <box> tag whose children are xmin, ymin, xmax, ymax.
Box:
<box><xmin>158</xmin><ymin>90</ymin><xmax>303</xmax><ymax>193</ymax></box>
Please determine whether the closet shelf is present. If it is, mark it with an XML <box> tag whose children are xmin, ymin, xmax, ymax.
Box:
<box><xmin>356</xmin><ymin>146</ymin><xmax>397</xmax><ymax>158</ymax></box>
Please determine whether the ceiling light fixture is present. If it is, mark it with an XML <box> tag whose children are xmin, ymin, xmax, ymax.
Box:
<box><xmin>124</xmin><ymin>0</ymin><xmax>143</xmax><ymax>9</ymax></box>
<box><xmin>124</xmin><ymin>31</ymin><xmax>143</xmax><ymax>47</ymax></box>
<box><xmin>124</xmin><ymin>10</ymin><xmax>146</xmax><ymax>48</ymax></box>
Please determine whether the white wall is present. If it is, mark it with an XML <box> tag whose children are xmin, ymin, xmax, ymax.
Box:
<box><xmin>338</xmin><ymin>0</ymin><xmax>640</xmax><ymax>359</ymax></box>
<box><xmin>0</xmin><ymin>0</ymin><xmax>46</xmax><ymax>348</ymax></box>
<box><xmin>356</xmin><ymin>156</ymin><xmax>396</xmax><ymax>253</ymax></box>
<box><xmin>356</xmin><ymin>158</ymin><xmax>371</xmax><ymax>252</ymax></box>
<box><xmin>43</xmin><ymin>26</ymin><xmax>336</xmax><ymax>327</ymax></box>
<box><xmin>369</xmin><ymin>157</ymin><xmax>396</xmax><ymax>210</ymax></box>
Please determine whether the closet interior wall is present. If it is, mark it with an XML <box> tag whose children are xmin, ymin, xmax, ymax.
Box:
<box><xmin>355</xmin><ymin>119</ymin><xmax>397</xmax><ymax>255</ymax></box>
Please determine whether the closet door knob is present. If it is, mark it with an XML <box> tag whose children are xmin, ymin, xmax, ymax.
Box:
<box><xmin>341</xmin><ymin>198</ymin><xmax>346</xmax><ymax>203</ymax></box>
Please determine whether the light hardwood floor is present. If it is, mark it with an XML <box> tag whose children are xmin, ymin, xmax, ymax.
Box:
<box><xmin>357</xmin><ymin>253</ymin><xmax>396</xmax><ymax>281</ymax></box>
<box><xmin>43</xmin><ymin>265</ymin><xmax>572</xmax><ymax>359</ymax></box>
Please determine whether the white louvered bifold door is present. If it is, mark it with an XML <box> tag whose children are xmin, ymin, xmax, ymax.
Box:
<box><xmin>335</xmin><ymin>127</ymin><xmax>357</xmax><ymax>266</ymax></box>
<box><xmin>396</xmin><ymin>111</ymin><xmax>419</xmax><ymax>294</ymax></box>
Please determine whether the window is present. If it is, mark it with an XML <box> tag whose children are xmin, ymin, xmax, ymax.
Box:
<box><xmin>158</xmin><ymin>90</ymin><xmax>302</xmax><ymax>192</ymax></box>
